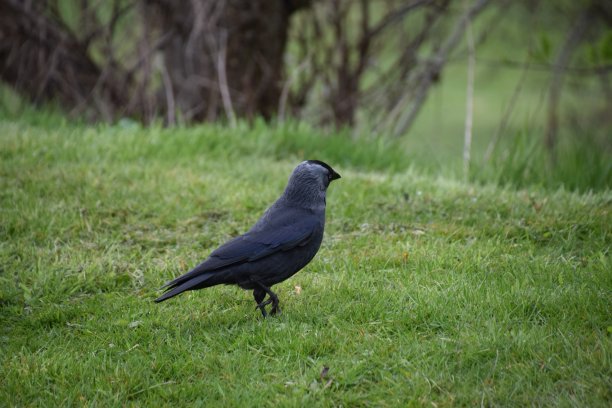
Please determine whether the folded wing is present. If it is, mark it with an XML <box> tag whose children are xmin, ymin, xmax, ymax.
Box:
<box><xmin>156</xmin><ymin>214</ymin><xmax>318</xmax><ymax>300</ymax></box>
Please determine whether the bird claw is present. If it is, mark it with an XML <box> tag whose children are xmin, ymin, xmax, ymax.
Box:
<box><xmin>254</xmin><ymin>283</ymin><xmax>280</xmax><ymax>318</ymax></box>
<box><xmin>256</xmin><ymin>299</ymin><xmax>272</xmax><ymax>318</ymax></box>
<box><xmin>255</xmin><ymin>298</ymin><xmax>281</xmax><ymax>318</ymax></box>
<box><xmin>256</xmin><ymin>299</ymin><xmax>272</xmax><ymax>309</ymax></box>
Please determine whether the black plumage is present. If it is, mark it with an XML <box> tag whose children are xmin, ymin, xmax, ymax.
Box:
<box><xmin>155</xmin><ymin>160</ymin><xmax>341</xmax><ymax>317</ymax></box>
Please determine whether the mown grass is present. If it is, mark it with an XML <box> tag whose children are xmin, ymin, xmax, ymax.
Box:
<box><xmin>1</xmin><ymin>119</ymin><xmax>610</xmax><ymax>406</ymax></box>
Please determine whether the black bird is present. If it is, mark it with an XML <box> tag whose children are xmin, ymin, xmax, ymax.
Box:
<box><xmin>155</xmin><ymin>160</ymin><xmax>341</xmax><ymax>317</ymax></box>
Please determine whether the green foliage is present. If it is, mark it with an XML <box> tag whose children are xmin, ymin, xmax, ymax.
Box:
<box><xmin>589</xmin><ymin>28</ymin><xmax>612</xmax><ymax>64</ymax></box>
<box><xmin>1</xmin><ymin>121</ymin><xmax>610</xmax><ymax>406</ymax></box>
<box><xmin>535</xmin><ymin>33</ymin><xmax>552</xmax><ymax>61</ymax></box>
<box><xmin>472</xmin><ymin>131</ymin><xmax>611</xmax><ymax>192</ymax></box>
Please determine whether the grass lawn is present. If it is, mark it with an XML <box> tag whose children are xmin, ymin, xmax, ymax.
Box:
<box><xmin>1</xmin><ymin>120</ymin><xmax>610</xmax><ymax>406</ymax></box>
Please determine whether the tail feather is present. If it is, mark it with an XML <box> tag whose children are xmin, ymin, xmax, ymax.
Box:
<box><xmin>159</xmin><ymin>263</ymin><xmax>208</xmax><ymax>290</ymax></box>
<box><xmin>154</xmin><ymin>273</ymin><xmax>215</xmax><ymax>303</ymax></box>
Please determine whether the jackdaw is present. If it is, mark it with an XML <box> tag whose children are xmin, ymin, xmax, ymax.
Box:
<box><xmin>155</xmin><ymin>160</ymin><xmax>341</xmax><ymax>317</ymax></box>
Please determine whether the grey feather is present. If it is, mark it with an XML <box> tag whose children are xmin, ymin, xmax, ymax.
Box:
<box><xmin>154</xmin><ymin>160</ymin><xmax>340</xmax><ymax>317</ymax></box>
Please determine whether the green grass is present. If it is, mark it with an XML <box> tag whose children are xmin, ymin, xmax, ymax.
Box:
<box><xmin>1</xmin><ymin>119</ymin><xmax>610</xmax><ymax>406</ymax></box>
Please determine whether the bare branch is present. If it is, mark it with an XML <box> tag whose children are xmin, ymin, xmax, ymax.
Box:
<box><xmin>216</xmin><ymin>30</ymin><xmax>236</xmax><ymax>127</ymax></box>
<box><xmin>472</xmin><ymin>58</ymin><xmax>611</xmax><ymax>75</ymax></box>
<box><xmin>392</xmin><ymin>0</ymin><xmax>491</xmax><ymax>137</ymax></box>
<box><xmin>278</xmin><ymin>58</ymin><xmax>311</xmax><ymax>122</ymax></box>
<box><xmin>546</xmin><ymin>6</ymin><xmax>595</xmax><ymax>153</ymax></box>
<box><xmin>0</xmin><ymin>0</ymin><xmax>128</xmax><ymax>119</ymax></box>
<box><xmin>365</xmin><ymin>0</ymin><xmax>432</xmax><ymax>41</ymax></box>
<box><xmin>483</xmin><ymin>58</ymin><xmax>532</xmax><ymax>163</ymax></box>
<box><xmin>463</xmin><ymin>16</ymin><xmax>475</xmax><ymax>182</ymax></box>
<box><xmin>161</xmin><ymin>61</ymin><xmax>176</xmax><ymax>126</ymax></box>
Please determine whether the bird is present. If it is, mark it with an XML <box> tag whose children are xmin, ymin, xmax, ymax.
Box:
<box><xmin>155</xmin><ymin>160</ymin><xmax>341</xmax><ymax>317</ymax></box>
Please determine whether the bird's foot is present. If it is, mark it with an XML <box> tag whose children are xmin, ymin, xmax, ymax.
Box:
<box><xmin>256</xmin><ymin>299</ymin><xmax>273</xmax><ymax>318</ymax></box>
<box><xmin>270</xmin><ymin>305</ymin><xmax>281</xmax><ymax>316</ymax></box>
<box><xmin>254</xmin><ymin>283</ymin><xmax>280</xmax><ymax>318</ymax></box>
<box><xmin>269</xmin><ymin>295</ymin><xmax>281</xmax><ymax>316</ymax></box>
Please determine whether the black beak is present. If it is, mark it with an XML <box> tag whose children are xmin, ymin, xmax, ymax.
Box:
<box><xmin>331</xmin><ymin>170</ymin><xmax>341</xmax><ymax>181</ymax></box>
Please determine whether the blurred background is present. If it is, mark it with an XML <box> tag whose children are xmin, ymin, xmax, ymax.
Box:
<box><xmin>1</xmin><ymin>0</ymin><xmax>610</xmax><ymax>191</ymax></box>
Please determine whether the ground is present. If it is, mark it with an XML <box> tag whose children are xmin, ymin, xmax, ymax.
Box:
<box><xmin>1</xmin><ymin>120</ymin><xmax>610</xmax><ymax>406</ymax></box>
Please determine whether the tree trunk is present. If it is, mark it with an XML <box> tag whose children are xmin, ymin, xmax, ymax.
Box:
<box><xmin>0</xmin><ymin>0</ymin><xmax>310</xmax><ymax>123</ymax></box>
<box><xmin>146</xmin><ymin>0</ymin><xmax>308</xmax><ymax>122</ymax></box>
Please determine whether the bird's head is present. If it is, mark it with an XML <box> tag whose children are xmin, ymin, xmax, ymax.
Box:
<box><xmin>282</xmin><ymin>160</ymin><xmax>341</xmax><ymax>207</ymax></box>
<box><xmin>301</xmin><ymin>160</ymin><xmax>341</xmax><ymax>187</ymax></box>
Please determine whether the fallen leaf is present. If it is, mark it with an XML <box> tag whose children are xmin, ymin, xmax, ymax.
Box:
<box><xmin>128</xmin><ymin>320</ymin><xmax>142</xmax><ymax>328</ymax></box>
<box><xmin>294</xmin><ymin>285</ymin><xmax>302</xmax><ymax>295</ymax></box>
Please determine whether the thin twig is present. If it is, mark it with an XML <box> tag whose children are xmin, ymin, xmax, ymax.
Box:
<box><xmin>365</xmin><ymin>0</ymin><xmax>432</xmax><ymax>41</ymax></box>
<box><xmin>472</xmin><ymin>58</ymin><xmax>611</xmax><ymax>75</ymax></box>
<box><xmin>161</xmin><ymin>61</ymin><xmax>176</xmax><ymax>126</ymax></box>
<box><xmin>546</xmin><ymin>7</ymin><xmax>594</xmax><ymax>153</ymax></box>
<box><xmin>217</xmin><ymin>30</ymin><xmax>236</xmax><ymax>127</ymax></box>
<box><xmin>278</xmin><ymin>58</ymin><xmax>311</xmax><ymax>122</ymax></box>
<box><xmin>392</xmin><ymin>0</ymin><xmax>491</xmax><ymax>138</ymax></box>
<box><xmin>463</xmin><ymin>15</ymin><xmax>475</xmax><ymax>182</ymax></box>
<box><xmin>125</xmin><ymin>31</ymin><xmax>173</xmax><ymax>80</ymax></box>
<box><xmin>483</xmin><ymin>56</ymin><xmax>531</xmax><ymax>162</ymax></box>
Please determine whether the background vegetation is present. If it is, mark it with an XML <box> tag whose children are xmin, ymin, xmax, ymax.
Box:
<box><xmin>1</xmin><ymin>0</ymin><xmax>610</xmax><ymax>406</ymax></box>
<box><xmin>1</xmin><ymin>0</ymin><xmax>610</xmax><ymax>191</ymax></box>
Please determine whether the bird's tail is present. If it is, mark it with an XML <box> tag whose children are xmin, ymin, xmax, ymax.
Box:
<box><xmin>154</xmin><ymin>273</ymin><xmax>216</xmax><ymax>303</ymax></box>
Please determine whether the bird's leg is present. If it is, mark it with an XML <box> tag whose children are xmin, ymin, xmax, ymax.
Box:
<box><xmin>256</xmin><ymin>282</ymin><xmax>281</xmax><ymax>316</ymax></box>
<box><xmin>253</xmin><ymin>288</ymin><xmax>270</xmax><ymax>318</ymax></box>
<box><xmin>269</xmin><ymin>292</ymin><xmax>281</xmax><ymax>316</ymax></box>
<box><xmin>270</xmin><ymin>302</ymin><xmax>281</xmax><ymax>316</ymax></box>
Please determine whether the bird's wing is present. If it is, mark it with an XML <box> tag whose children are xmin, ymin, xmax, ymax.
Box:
<box><xmin>161</xmin><ymin>214</ymin><xmax>318</xmax><ymax>289</ymax></box>
<box><xmin>207</xmin><ymin>216</ymin><xmax>317</xmax><ymax>268</ymax></box>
